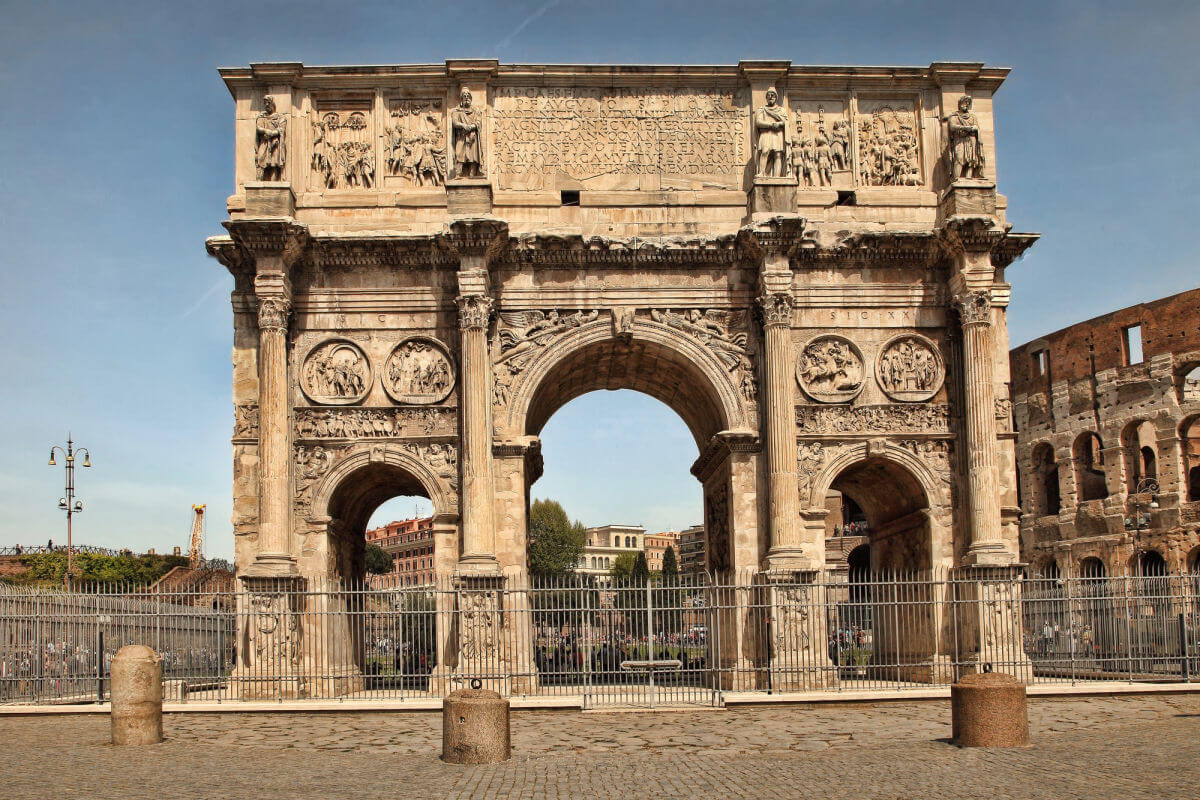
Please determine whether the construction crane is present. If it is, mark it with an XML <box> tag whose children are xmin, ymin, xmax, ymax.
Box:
<box><xmin>188</xmin><ymin>504</ymin><xmax>206</xmax><ymax>568</ymax></box>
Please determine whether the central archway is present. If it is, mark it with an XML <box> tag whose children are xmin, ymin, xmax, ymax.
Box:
<box><xmin>494</xmin><ymin>319</ymin><xmax>758</xmax><ymax>577</ymax></box>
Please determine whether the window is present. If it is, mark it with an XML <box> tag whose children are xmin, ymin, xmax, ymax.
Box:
<box><xmin>1031</xmin><ymin>348</ymin><xmax>1048</xmax><ymax>378</ymax></box>
<box><xmin>614</xmin><ymin>536</ymin><xmax>620</xmax><ymax>547</ymax></box>
<box><xmin>1123</xmin><ymin>324</ymin><xmax>1143</xmax><ymax>365</ymax></box>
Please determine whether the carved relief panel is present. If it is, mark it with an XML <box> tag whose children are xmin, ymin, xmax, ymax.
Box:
<box><xmin>382</xmin><ymin>97</ymin><xmax>445</xmax><ymax>188</ymax></box>
<box><xmin>383</xmin><ymin>337</ymin><xmax>456</xmax><ymax>404</ymax></box>
<box><xmin>787</xmin><ymin>99</ymin><xmax>852</xmax><ymax>189</ymax></box>
<box><xmin>876</xmin><ymin>334</ymin><xmax>945</xmax><ymax>402</ymax></box>
<box><xmin>490</xmin><ymin>86</ymin><xmax>748</xmax><ymax>191</ymax></box>
<box><xmin>300</xmin><ymin>339</ymin><xmax>372</xmax><ymax>405</ymax></box>
<box><xmin>855</xmin><ymin>99</ymin><xmax>922</xmax><ymax>187</ymax></box>
<box><xmin>796</xmin><ymin>335</ymin><xmax>866</xmax><ymax>403</ymax></box>
<box><xmin>310</xmin><ymin>98</ymin><xmax>375</xmax><ymax>190</ymax></box>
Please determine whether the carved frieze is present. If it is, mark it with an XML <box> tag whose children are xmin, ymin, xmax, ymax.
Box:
<box><xmin>796</xmin><ymin>335</ymin><xmax>865</xmax><ymax>403</ymax></box>
<box><xmin>795</xmin><ymin>403</ymin><xmax>951</xmax><ymax>434</ymax></box>
<box><xmin>246</xmin><ymin>590</ymin><xmax>299</xmax><ymax>671</ymax></box>
<box><xmin>300</xmin><ymin>340</ymin><xmax>371</xmax><ymax>405</ymax></box>
<box><xmin>856</xmin><ymin>101</ymin><xmax>922</xmax><ymax>187</ymax></box>
<box><xmin>383</xmin><ymin>337</ymin><xmax>455</xmax><ymax>405</ymax></box>
<box><xmin>898</xmin><ymin>439</ymin><xmax>953</xmax><ymax>484</ymax></box>
<box><xmin>490</xmin><ymin>86</ymin><xmax>747</xmax><ymax>190</ymax></box>
<box><xmin>311</xmin><ymin>106</ymin><xmax>375</xmax><ymax>190</ymax></box>
<box><xmin>383</xmin><ymin>99</ymin><xmax>445</xmax><ymax>187</ymax></box>
<box><xmin>295</xmin><ymin>407</ymin><xmax>456</xmax><ymax>439</ymax></box>
<box><xmin>876</xmin><ymin>334</ymin><xmax>945</xmax><ymax>402</ymax></box>
<box><xmin>773</xmin><ymin>584</ymin><xmax>813</xmax><ymax>659</ymax></box>
<box><xmin>255</xmin><ymin>96</ymin><xmax>287</xmax><ymax>181</ymax></box>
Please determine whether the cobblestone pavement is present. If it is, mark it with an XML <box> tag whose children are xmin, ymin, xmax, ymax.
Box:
<box><xmin>2</xmin><ymin>694</ymin><xmax>1198</xmax><ymax>799</ymax></box>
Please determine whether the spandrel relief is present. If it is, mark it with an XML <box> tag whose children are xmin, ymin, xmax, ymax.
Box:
<box><xmin>796</xmin><ymin>335</ymin><xmax>865</xmax><ymax>403</ymax></box>
<box><xmin>876</xmin><ymin>334</ymin><xmax>945</xmax><ymax>402</ymax></box>
<box><xmin>493</xmin><ymin>309</ymin><xmax>600</xmax><ymax>371</ymax></box>
<box><xmin>383</xmin><ymin>99</ymin><xmax>446</xmax><ymax>187</ymax></box>
<box><xmin>491</xmin><ymin>86</ymin><xmax>746</xmax><ymax>191</ymax></box>
<box><xmin>300</xmin><ymin>340</ymin><xmax>372</xmax><ymax>405</ymax></box>
<box><xmin>383</xmin><ymin>337</ymin><xmax>455</xmax><ymax>405</ymax></box>
<box><xmin>856</xmin><ymin>101</ymin><xmax>922</xmax><ymax>187</ymax></box>
<box><xmin>649</xmin><ymin>308</ymin><xmax>750</xmax><ymax>371</ymax></box>
<box><xmin>788</xmin><ymin>101</ymin><xmax>851</xmax><ymax>189</ymax></box>
<box><xmin>311</xmin><ymin>107</ymin><xmax>375</xmax><ymax>190</ymax></box>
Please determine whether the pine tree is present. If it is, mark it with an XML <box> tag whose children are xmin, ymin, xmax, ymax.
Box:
<box><xmin>661</xmin><ymin>545</ymin><xmax>679</xmax><ymax>581</ymax></box>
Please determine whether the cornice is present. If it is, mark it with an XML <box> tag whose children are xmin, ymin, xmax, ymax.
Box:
<box><xmin>993</xmin><ymin>232</ymin><xmax>1040</xmax><ymax>268</ymax></box>
<box><xmin>505</xmin><ymin>232</ymin><xmax>740</xmax><ymax>268</ymax></box>
<box><xmin>690</xmin><ymin>429</ymin><xmax>759</xmax><ymax>482</ymax></box>
<box><xmin>309</xmin><ymin>234</ymin><xmax>450</xmax><ymax>269</ymax></box>
<box><xmin>223</xmin><ymin>219</ymin><xmax>310</xmax><ymax>266</ymax></box>
<box><xmin>791</xmin><ymin>230</ymin><xmax>944</xmax><ymax>268</ymax></box>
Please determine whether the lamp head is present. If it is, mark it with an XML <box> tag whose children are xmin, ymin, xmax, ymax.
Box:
<box><xmin>48</xmin><ymin>451</ymin><xmax>56</xmax><ymax>466</ymax></box>
<box><xmin>73</xmin><ymin>501</ymin><xmax>83</xmax><ymax>512</ymax></box>
<box><xmin>58</xmin><ymin>498</ymin><xmax>67</xmax><ymax>509</ymax></box>
<box><xmin>82</xmin><ymin>456</ymin><xmax>91</xmax><ymax>468</ymax></box>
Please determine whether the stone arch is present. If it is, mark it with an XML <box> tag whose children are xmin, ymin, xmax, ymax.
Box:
<box><xmin>812</xmin><ymin>444</ymin><xmax>946</xmax><ymax>571</ymax></box>
<box><xmin>1072</xmin><ymin>432</ymin><xmax>1108</xmax><ymax>502</ymax></box>
<box><xmin>310</xmin><ymin>445</ymin><xmax>456</xmax><ymax>585</ymax></box>
<box><xmin>1180</xmin><ymin>414</ymin><xmax>1200</xmax><ymax>502</ymax></box>
<box><xmin>504</xmin><ymin>317</ymin><xmax>749</xmax><ymax>447</ymax></box>
<box><xmin>1121</xmin><ymin>419</ymin><xmax>1159</xmax><ymax>493</ymax></box>
<box><xmin>1029</xmin><ymin>441</ymin><xmax>1060</xmax><ymax>516</ymax></box>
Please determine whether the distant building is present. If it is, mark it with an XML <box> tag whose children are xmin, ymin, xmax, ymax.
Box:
<box><xmin>678</xmin><ymin>525</ymin><xmax>706</xmax><ymax>574</ymax></box>
<box><xmin>366</xmin><ymin>516</ymin><xmax>435</xmax><ymax>586</ymax></box>
<box><xmin>576</xmin><ymin>524</ymin><xmax>645</xmax><ymax>576</ymax></box>
<box><xmin>644</xmin><ymin>530</ymin><xmax>681</xmax><ymax>572</ymax></box>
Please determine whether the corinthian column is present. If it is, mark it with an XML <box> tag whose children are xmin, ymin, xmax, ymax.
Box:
<box><xmin>253</xmin><ymin>294</ymin><xmax>296</xmax><ymax>572</ymax></box>
<box><xmin>954</xmin><ymin>289</ymin><xmax>1006</xmax><ymax>564</ymax></box>
<box><xmin>759</xmin><ymin>283</ymin><xmax>805</xmax><ymax>568</ymax></box>
<box><xmin>457</xmin><ymin>288</ymin><xmax>499</xmax><ymax>573</ymax></box>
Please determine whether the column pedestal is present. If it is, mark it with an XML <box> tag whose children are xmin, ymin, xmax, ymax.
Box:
<box><xmin>235</xmin><ymin>575</ymin><xmax>307</xmax><ymax>699</ymax></box>
<box><xmin>766</xmin><ymin>571</ymin><xmax>837</xmax><ymax>691</ymax></box>
<box><xmin>954</xmin><ymin>566</ymin><xmax>1033</xmax><ymax>682</ymax></box>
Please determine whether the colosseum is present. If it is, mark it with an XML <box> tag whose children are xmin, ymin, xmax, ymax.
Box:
<box><xmin>1010</xmin><ymin>287</ymin><xmax>1200</xmax><ymax>577</ymax></box>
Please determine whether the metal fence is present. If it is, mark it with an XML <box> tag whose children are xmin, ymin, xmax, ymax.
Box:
<box><xmin>2</xmin><ymin>569</ymin><xmax>1198</xmax><ymax>707</ymax></box>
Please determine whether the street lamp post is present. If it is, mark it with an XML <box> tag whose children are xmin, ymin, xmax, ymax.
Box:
<box><xmin>48</xmin><ymin>435</ymin><xmax>91</xmax><ymax>587</ymax></box>
<box><xmin>1124</xmin><ymin>477</ymin><xmax>1160</xmax><ymax>579</ymax></box>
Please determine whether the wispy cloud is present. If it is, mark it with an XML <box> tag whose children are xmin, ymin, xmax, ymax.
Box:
<box><xmin>180</xmin><ymin>277</ymin><xmax>229</xmax><ymax>320</ymax></box>
<box><xmin>496</xmin><ymin>0</ymin><xmax>560</xmax><ymax>50</ymax></box>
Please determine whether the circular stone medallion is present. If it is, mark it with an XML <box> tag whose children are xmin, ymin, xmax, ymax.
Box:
<box><xmin>301</xmin><ymin>339</ymin><xmax>372</xmax><ymax>405</ymax></box>
<box><xmin>383</xmin><ymin>337</ymin><xmax>456</xmax><ymax>404</ymax></box>
<box><xmin>876</xmin><ymin>334</ymin><xmax>945</xmax><ymax>402</ymax></box>
<box><xmin>795</xmin><ymin>335</ymin><xmax>866</xmax><ymax>403</ymax></box>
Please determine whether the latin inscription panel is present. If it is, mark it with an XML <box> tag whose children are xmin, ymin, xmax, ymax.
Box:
<box><xmin>492</xmin><ymin>86</ymin><xmax>747</xmax><ymax>190</ymax></box>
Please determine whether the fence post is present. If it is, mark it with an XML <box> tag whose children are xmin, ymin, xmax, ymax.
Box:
<box><xmin>1180</xmin><ymin>612</ymin><xmax>1189</xmax><ymax>682</ymax></box>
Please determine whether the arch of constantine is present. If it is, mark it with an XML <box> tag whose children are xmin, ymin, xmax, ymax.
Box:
<box><xmin>205</xmin><ymin>59</ymin><xmax>1037</xmax><ymax>697</ymax></box>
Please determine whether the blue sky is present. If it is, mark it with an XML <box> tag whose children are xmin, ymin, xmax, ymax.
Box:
<box><xmin>1</xmin><ymin>0</ymin><xmax>1197</xmax><ymax>558</ymax></box>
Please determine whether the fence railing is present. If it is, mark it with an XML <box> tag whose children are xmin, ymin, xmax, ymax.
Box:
<box><xmin>0</xmin><ymin>544</ymin><xmax>127</xmax><ymax>557</ymax></box>
<box><xmin>2</xmin><ymin>569</ymin><xmax>1198</xmax><ymax>706</ymax></box>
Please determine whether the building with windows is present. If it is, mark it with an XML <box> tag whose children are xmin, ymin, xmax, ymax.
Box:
<box><xmin>1010</xmin><ymin>288</ymin><xmax>1200</xmax><ymax>576</ymax></box>
<box><xmin>576</xmin><ymin>524</ymin><xmax>645</xmax><ymax>577</ymax></box>
<box><xmin>644</xmin><ymin>530</ymin><xmax>682</xmax><ymax>572</ymax></box>
<box><xmin>678</xmin><ymin>525</ymin><xmax>706</xmax><ymax>574</ymax></box>
<box><xmin>366</xmin><ymin>516</ymin><xmax>436</xmax><ymax>586</ymax></box>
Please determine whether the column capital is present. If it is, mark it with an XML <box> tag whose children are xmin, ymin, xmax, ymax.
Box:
<box><xmin>256</xmin><ymin>296</ymin><xmax>291</xmax><ymax>333</ymax></box>
<box><xmin>952</xmin><ymin>289</ymin><xmax>993</xmax><ymax>328</ymax></box>
<box><xmin>456</xmin><ymin>293</ymin><xmax>493</xmax><ymax>331</ymax></box>
<box><xmin>757</xmin><ymin>289</ymin><xmax>794</xmax><ymax>329</ymax></box>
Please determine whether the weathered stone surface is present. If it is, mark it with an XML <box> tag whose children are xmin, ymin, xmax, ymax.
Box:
<box><xmin>110</xmin><ymin>644</ymin><xmax>163</xmax><ymax>746</ymax></box>
<box><xmin>442</xmin><ymin>688</ymin><xmax>511</xmax><ymax>764</ymax></box>
<box><xmin>951</xmin><ymin>671</ymin><xmax>1031</xmax><ymax>747</ymax></box>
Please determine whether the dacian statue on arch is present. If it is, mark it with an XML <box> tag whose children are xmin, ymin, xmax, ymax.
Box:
<box><xmin>451</xmin><ymin>88</ymin><xmax>484</xmax><ymax>178</ymax></box>
<box><xmin>754</xmin><ymin>88</ymin><xmax>788</xmax><ymax>178</ymax></box>
<box><xmin>945</xmin><ymin>95</ymin><xmax>985</xmax><ymax>181</ymax></box>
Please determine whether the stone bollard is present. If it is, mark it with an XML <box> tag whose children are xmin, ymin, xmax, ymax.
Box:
<box><xmin>442</xmin><ymin>686</ymin><xmax>511</xmax><ymax>764</ymax></box>
<box><xmin>110</xmin><ymin>645</ymin><xmax>163</xmax><ymax>746</ymax></box>
<box><xmin>951</xmin><ymin>671</ymin><xmax>1030</xmax><ymax>747</ymax></box>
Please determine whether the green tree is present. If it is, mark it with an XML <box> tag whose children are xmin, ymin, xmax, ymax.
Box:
<box><xmin>15</xmin><ymin>551</ymin><xmax>188</xmax><ymax>586</ymax></box>
<box><xmin>528</xmin><ymin>499</ymin><xmax>586</xmax><ymax>577</ymax></box>
<box><xmin>661</xmin><ymin>545</ymin><xmax>679</xmax><ymax>580</ymax></box>
<box><xmin>632</xmin><ymin>551</ymin><xmax>650</xmax><ymax>584</ymax></box>
<box><xmin>364</xmin><ymin>543</ymin><xmax>393</xmax><ymax>575</ymax></box>
<box><xmin>609</xmin><ymin>551</ymin><xmax>638</xmax><ymax>580</ymax></box>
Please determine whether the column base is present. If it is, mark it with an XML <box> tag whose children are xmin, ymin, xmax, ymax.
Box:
<box><xmin>764</xmin><ymin>546</ymin><xmax>820</xmax><ymax>573</ymax></box>
<box><xmin>240</xmin><ymin>552</ymin><xmax>298</xmax><ymax>577</ymax></box>
<box><xmin>455</xmin><ymin>555</ymin><xmax>502</xmax><ymax>577</ymax></box>
<box><xmin>960</xmin><ymin>543</ymin><xmax>1012</xmax><ymax>567</ymax></box>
